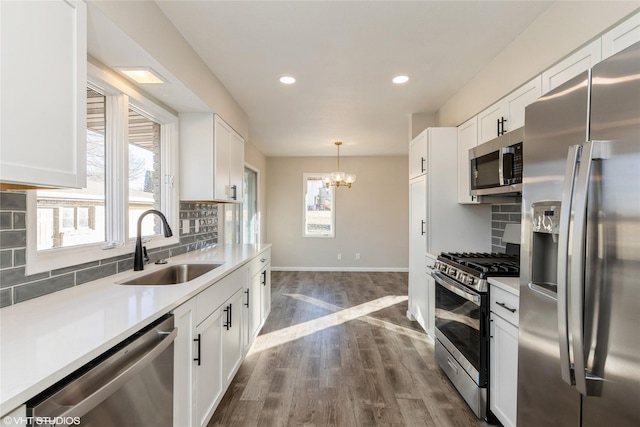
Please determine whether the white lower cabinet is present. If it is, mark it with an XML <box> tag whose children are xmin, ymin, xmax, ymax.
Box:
<box><xmin>260</xmin><ymin>264</ymin><xmax>271</xmax><ymax>326</ymax></box>
<box><xmin>195</xmin><ymin>303</ymin><xmax>225</xmax><ymax>427</ymax></box>
<box><xmin>248</xmin><ymin>249</ymin><xmax>272</xmax><ymax>341</ymax></box>
<box><xmin>490</xmin><ymin>286</ymin><xmax>520</xmax><ymax>427</ymax></box>
<box><xmin>172</xmin><ymin>252</ymin><xmax>271</xmax><ymax>427</ymax></box>
<box><xmin>173</xmin><ymin>299</ymin><xmax>196</xmax><ymax>427</ymax></box>
<box><xmin>221</xmin><ymin>289</ymin><xmax>244</xmax><ymax>385</ymax></box>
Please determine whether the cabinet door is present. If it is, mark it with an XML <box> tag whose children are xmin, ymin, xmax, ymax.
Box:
<box><xmin>409</xmin><ymin>132</ymin><xmax>427</xmax><ymax>178</ymax></box>
<box><xmin>490</xmin><ymin>314</ymin><xmax>519</xmax><ymax>427</ymax></box>
<box><xmin>249</xmin><ymin>271</ymin><xmax>262</xmax><ymax>339</ymax></box>
<box><xmin>542</xmin><ymin>39</ymin><xmax>602</xmax><ymax>94</ymax></box>
<box><xmin>602</xmin><ymin>11</ymin><xmax>640</xmax><ymax>59</ymax></box>
<box><xmin>478</xmin><ymin>100</ymin><xmax>505</xmax><ymax>143</ymax></box>
<box><xmin>409</xmin><ymin>176</ymin><xmax>427</xmax><ymax>325</ymax></box>
<box><xmin>195</xmin><ymin>306</ymin><xmax>224</xmax><ymax>427</ymax></box>
<box><xmin>214</xmin><ymin>116</ymin><xmax>231</xmax><ymax>200</ymax></box>
<box><xmin>260</xmin><ymin>266</ymin><xmax>271</xmax><ymax>325</ymax></box>
<box><xmin>0</xmin><ymin>0</ymin><xmax>87</xmax><ymax>188</ymax></box>
<box><xmin>504</xmin><ymin>76</ymin><xmax>542</xmax><ymax>131</ymax></box>
<box><xmin>242</xmin><ymin>284</ymin><xmax>252</xmax><ymax>354</ymax></box>
<box><xmin>229</xmin><ymin>130</ymin><xmax>244</xmax><ymax>202</ymax></box>
<box><xmin>457</xmin><ymin>116</ymin><xmax>479</xmax><ymax>204</ymax></box>
<box><xmin>222</xmin><ymin>289</ymin><xmax>244</xmax><ymax>384</ymax></box>
<box><xmin>173</xmin><ymin>299</ymin><xmax>196</xmax><ymax>427</ymax></box>
<box><xmin>179</xmin><ymin>113</ymin><xmax>215</xmax><ymax>200</ymax></box>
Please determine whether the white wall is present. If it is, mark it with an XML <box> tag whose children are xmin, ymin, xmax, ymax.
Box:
<box><xmin>89</xmin><ymin>0</ymin><xmax>249</xmax><ymax>139</ymax></box>
<box><xmin>437</xmin><ymin>2</ymin><xmax>639</xmax><ymax>126</ymax></box>
<box><xmin>266</xmin><ymin>156</ymin><xmax>408</xmax><ymax>271</ymax></box>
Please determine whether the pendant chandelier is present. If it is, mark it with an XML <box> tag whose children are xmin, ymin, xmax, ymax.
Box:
<box><xmin>323</xmin><ymin>141</ymin><xmax>356</xmax><ymax>188</ymax></box>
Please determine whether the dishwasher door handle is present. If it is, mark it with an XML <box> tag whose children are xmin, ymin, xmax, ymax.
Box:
<box><xmin>56</xmin><ymin>327</ymin><xmax>177</xmax><ymax>425</ymax></box>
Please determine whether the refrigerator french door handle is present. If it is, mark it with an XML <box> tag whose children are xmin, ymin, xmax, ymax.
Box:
<box><xmin>557</xmin><ymin>144</ymin><xmax>581</xmax><ymax>386</ymax></box>
<box><xmin>570</xmin><ymin>140</ymin><xmax>606</xmax><ymax>396</ymax></box>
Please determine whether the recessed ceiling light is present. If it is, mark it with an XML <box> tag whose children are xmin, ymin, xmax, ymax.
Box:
<box><xmin>117</xmin><ymin>67</ymin><xmax>166</xmax><ymax>84</ymax></box>
<box><xmin>280</xmin><ymin>76</ymin><xmax>296</xmax><ymax>84</ymax></box>
<box><xmin>392</xmin><ymin>75</ymin><xmax>409</xmax><ymax>84</ymax></box>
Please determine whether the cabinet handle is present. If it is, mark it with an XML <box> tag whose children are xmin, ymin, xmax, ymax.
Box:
<box><xmin>421</xmin><ymin>157</ymin><xmax>426</xmax><ymax>173</ymax></box>
<box><xmin>421</xmin><ymin>220</ymin><xmax>426</xmax><ymax>236</ymax></box>
<box><xmin>490</xmin><ymin>319</ymin><xmax>494</xmax><ymax>339</ymax></box>
<box><xmin>224</xmin><ymin>305</ymin><xmax>231</xmax><ymax>330</ymax></box>
<box><xmin>497</xmin><ymin>117</ymin><xmax>508</xmax><ymax>135</ymax></box>
<box><xmin>261</xmin><ymin>270</ymin><xmax>267</xmax><ymax>286</ymax></box>
<box><xmin>193</xmin><ymin>334</ymin><xmax>201</xmax><ymax>366</ymax></box>
<box><xmin>244</xmin><ymin>289</ymin><xmax>250</xmax><ymax>308</ymax></box>
<box><xmin>496</xmin><ymin>301</ymin><xmax>516</xmax><ymax>313</ymax></box>
<box><xmin>230</xmin><ymin>184</ymin><xmax>237</xmax><ymax>200</ymax></box>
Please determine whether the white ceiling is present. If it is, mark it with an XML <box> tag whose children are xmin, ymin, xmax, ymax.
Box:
<box><xmin>94</xmin><ymin>1</ymin><xmax>555</xmax><ymax>157</ymax></box>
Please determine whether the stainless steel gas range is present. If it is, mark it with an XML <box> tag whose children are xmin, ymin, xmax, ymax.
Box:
<box><xmin>431</xmin><ymin>252</ymin><xmax>519</xmax><ymax>419</ymax></box>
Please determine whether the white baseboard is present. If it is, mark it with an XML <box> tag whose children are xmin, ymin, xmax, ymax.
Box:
<box><xmin>271</xmin><ymin>266</ymin><xmax>409</xmax><ymax>272</ymax></box>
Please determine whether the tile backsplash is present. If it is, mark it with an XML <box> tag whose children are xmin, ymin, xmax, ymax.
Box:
<box><xmin>0</xmin><ymin>191</ymin><xmax>218</xmax><ymax>307</ymax></box>
<box><xmin>491</xmin><ymin>203</ymin><xmax>522</xmax><ymax>253</ymax></box>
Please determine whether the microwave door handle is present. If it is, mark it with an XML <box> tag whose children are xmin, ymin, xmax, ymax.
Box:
<box><xmin>570</xmin><ymin>141</ymin><xmax>606</xmax><ymax>396</ymax></box>
<box><xmin>499</xmin><ymin>147</ymin><xmax>515</xmax><ymax>186</ymax></box>
<box><xmin>557</xmin><ymin>144</ymin><xmax>582</xmax><ymax>386</ymax></box>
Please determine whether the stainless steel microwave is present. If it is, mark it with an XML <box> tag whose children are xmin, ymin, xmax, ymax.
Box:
<box><xmin>469</xmin><ymin>128</ymin><xmax>523</xmax><ymax>197</ymax></box>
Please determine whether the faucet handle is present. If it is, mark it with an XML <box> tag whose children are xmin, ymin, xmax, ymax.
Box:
<box><xmin>142</xmin><ymin>246</ymin><xmax>149</xmax><ymax>263</ymax></box>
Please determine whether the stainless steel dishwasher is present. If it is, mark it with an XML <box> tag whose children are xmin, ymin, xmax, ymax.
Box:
<box><xmin>26</xmin><ymin>315</ymin><xmax>176</xmax><ymax>427</ymax></box>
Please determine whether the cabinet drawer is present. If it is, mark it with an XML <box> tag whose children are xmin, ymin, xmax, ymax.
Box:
<box><xmin>490</xmin><ymin>286</ymin><xmax>520</xmax><ymax>326</ymax></box>
<box><xmin>248</xmin><ymin>249</ymin><xmax>271</xmax><ymax>278</ymax></box>
<box><xmin>197</xmin><ymin>268</ymin><xmax>246</xmax><ymax>325</ymax></box>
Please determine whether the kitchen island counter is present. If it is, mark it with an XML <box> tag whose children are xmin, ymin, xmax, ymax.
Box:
<box><xmin>0</xmin><ymin>243</ymin><xmax>271</xmax><ymax>416</ymax></box>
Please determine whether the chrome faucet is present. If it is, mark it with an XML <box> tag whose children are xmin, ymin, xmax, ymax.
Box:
<box><xmin>134</xmin><ymin>209</ymin><xmax>173</xmax><ymax>271</ymax></box>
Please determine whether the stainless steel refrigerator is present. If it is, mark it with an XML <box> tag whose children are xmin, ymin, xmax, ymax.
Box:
<box><xmin>518</xmin><ymin>41</ymin><xmax>640</xmax><ymax>426</ymax></box>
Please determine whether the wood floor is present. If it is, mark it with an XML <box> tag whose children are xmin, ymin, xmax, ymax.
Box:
<box><xmin>208</xmin><ymin>271</ymin><xmax>486</xmax><ymax>427</ymax></box>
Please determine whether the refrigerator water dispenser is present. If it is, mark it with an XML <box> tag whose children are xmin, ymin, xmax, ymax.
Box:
<box><xmin>530</xmin><ymin>202</ymin><xmax>561</xmax><ymax>293</ymax></box>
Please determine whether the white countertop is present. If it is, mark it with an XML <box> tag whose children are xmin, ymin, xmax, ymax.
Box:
<box><xmin>0</xmin><ymin>243</ymin><xmax>271</xmax><ymax>415</ymax></box>
<box><xmin>488</xmin><ymin>276</ymin><xmax>520</xmax><ymax>296</ymax></box>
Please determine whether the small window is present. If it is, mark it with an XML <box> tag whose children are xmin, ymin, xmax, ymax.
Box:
<box><xmin>303</xmin><ymin>173</ymin><xmax>335</xmax><ymax>238</ymax></box>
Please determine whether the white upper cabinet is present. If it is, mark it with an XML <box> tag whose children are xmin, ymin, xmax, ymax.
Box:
<box><xmin>542</xmin><ymin>39</ymin><xmax>602</xmax><ymax>94</ymax></box>
<box><xmin>477</xmin><ymin>76</ymin><xmax>542</xmax><ymax>144</ymax></box>
<box><xmin>602</xmin><ymin>11</ymin><xmax>640</xmax><ymax>59</ymax></box>
<box><xmin>503</xmin><ymin>75</ymin><xmax>542</xmax><ymax>131</ymax></box>
<box><xmin>0</xmin><ymin>0</ymin><xmax>87</xmax><ymax>188</ymax></box>
<box><xmin>180</xmin><ymin>113</ymin><xmax>245</xmax><ymax>202</ymax></box>
<box><xmin>409</xmin><ymin>131</ymin><xmax>428</xmax><ymax>178</ymax></box>
<box><xmin>477</xmin><ymin>100</ymin><xmax>505</xmax><ymax>144</ymax></box>
<box><xmin>457</xmin><ymin>116</ymin><xmax>479</xmax><ymax>204</ymax></box>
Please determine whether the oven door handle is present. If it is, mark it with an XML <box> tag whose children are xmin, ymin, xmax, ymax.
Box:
<box><xmin>432</xmin><ymin>270</ymin><xmax>481</xmax><ymax>306</ymax></box>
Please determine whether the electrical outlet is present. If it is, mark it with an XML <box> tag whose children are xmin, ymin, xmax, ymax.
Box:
<box><xmin>356</xmin><ymin>253</ymin><xmax>360</xmax><ymax>260</ymax></box>
<box><xmin>182</xmin><ymin>219</ymin><xmax>190</xmax><ymax>234</ymax></box>
<box><xmin>194</xmin><ymin>220</ymin><xmax>200</xmax><ymax>233</ymax></box>
<box><xmin>337</xmin><ymin>253</ymin><xmax>342</xmax><ymax>260</ymax></box>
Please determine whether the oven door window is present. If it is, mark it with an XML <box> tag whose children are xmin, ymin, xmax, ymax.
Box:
<box><xmin>435</xmin><ymin>282</ymin><xmax>481</xmax><ymax>372</ymax></box>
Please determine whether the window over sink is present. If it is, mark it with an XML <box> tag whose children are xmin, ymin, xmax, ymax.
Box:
<box><xmin>27</xmin><ymin>63</ymin><xmax>179</xmax><ymax>274</ymax></box>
